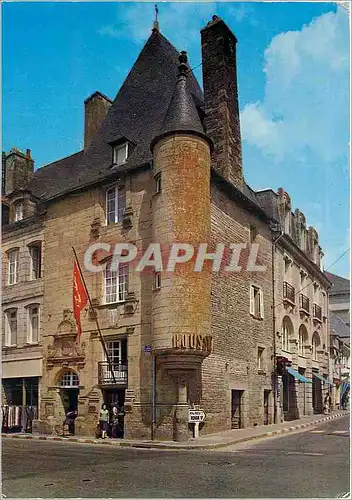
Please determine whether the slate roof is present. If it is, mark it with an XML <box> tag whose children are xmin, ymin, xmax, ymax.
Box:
<box><xmin>325</xmin><ymin>272</ymin><xmax>350</xmax><ymax>295</ymax></box>
<box><xmin>151</xmin><ymin>53</ymin><xmax>212</xmax><ymax>150</ymax></box>
<box><xmin>27</xmin><ymin>29</ymin><xmax>204</xmax><ymax>201</ymax></box>
<box><xmin>16</xmin><ymin>27</ymin><xmax>286</xmax><ymax>227</ymax></box>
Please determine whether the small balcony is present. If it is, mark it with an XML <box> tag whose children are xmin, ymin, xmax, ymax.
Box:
<box><xmin>313</xmin><ymin>304</ymin><xmax>322</xmax><ymax>322</ymax></box>
<box><xmin>299</xmin><ymin>294</ymin><xmax>310</xmax><ymax>314</ymax></box>
<box><xmin>283</xmin><ymin>282</ymin><xmax>295</xmax><ymax>304</ymax></box>
<box><xmin>98</xmin><ymin>362</ymin><xmax>128</xmax><ymax>387</ymax></box>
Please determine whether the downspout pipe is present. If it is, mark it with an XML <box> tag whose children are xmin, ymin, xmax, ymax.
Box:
<box><xmin>272</xmin><ymin>230</ymin><xmax>284</xmax><ymax>424</ymax></box>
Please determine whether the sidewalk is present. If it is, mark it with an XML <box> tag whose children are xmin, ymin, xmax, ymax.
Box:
<box><xmin>2</xmin><ymin>410</ymin><xmax>348</xmax><ymax>451</ymax></box>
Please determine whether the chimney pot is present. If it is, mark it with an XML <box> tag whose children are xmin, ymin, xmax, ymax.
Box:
<box><xmin>26</xmin><ymin>149</ymin><xmax>31</xmax><ymax>159</ymax></box>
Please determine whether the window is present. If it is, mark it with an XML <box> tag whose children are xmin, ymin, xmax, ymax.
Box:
<box><xmin>104</xmin><ymin>261</ymin><xmax>129</xmax><ymax>304</ymax></box>
<box><xmin>27</xmin><ymin>305</ymin><xmax>39</xmax><ymax>343</ymax></box>
<box><xmin>29</xmin><ymin>244</ymin><xmax>42</xmax><ymax>280</ymax></box>
<box><xmin>154</xmin><ymin>272</ymin><xmax>161</xmax><ymax>290</ymax></box>
<box><xmin>7</xmin><ymin>249</ymin><xmax>19</xmax><ymax>285</ymax></box>
<box><xmin>281</xmin><ymin>317</ymin><xmax>293</xmax><ymax>352</ymax></box>
<box><xmin>250</xmin><ymin>285</ymin><xmax>264</xmax><ymax>319</ymax></box>
<box><xmin>106</xmin><ymin>340</ymin><xmax>121</xmax><ymax>365</ymax></box>
<box><xmin>113</xmin><ymin>143</ymin><xmax>128</xmax><ymax>166</ymax></box>
<box><xmin>312</xmin><ymin>333</ymin><xmax>320</xmax><ymax>361</ymax></box>
<box><xmin>106</xmin><ymin>186</ymin><xmax>126</xmax><ymax>225</ymax></box>
<box><xmin>14</xmin><ymin>202</ymin><xmax>23</xmax><ymax>222</ymax></box>
<box><xmin>155</xmin><ymin>173</ymin><xmax>162</xmax><ymax>194</ymax></box>
<box><xmin>4</xmin><ymin>309</ymin><xmax>17</xmax><ymax>346</ymax></box>
<box><xmin>258</xmin><ymin>347</ymin><xmax>265</xmax><ymax>371</ymax></box>
<box><xmin>249</xmin><ymin>224</ymin><xmax>257</xmax><ymax>243</ymax></box>
<box><xmin>298</xmin><ymin>325</ymin><xmax>308</xmax><ymax>357</ymax></box>
<box><xmin>60</xmin><ymin>371</ymin><xmax>79</xmax><ymax>388</ymax></box>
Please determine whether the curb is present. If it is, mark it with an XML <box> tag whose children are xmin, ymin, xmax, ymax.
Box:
<box><xmin>2</xmin><ymin>412</ymin><xmax>348</xmax><ymax>451</ymax></box>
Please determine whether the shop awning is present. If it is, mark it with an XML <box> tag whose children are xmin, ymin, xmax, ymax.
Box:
<box><xmin>287</xmin><ymin>367</ymin><xmax>311</xmax><ymax>383</ymax></box>
<box><xmin>313</xmin><ymin>373</ymin><xmax>328</xmax><ymax>384</ymax></box>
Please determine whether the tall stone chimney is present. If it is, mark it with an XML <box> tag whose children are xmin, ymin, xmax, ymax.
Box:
<box><xmin>201</xmin><ymin>16</ymin><xmax>243</xmax><ymax>188</ymax></box>
<box><xmin>84</xmin><ymin>91</ymin><xmax>112</xmax><ymax>149</ymax></box>
<box><xmin>4</xmin><ymin>147</ymin><xmax>34</xmax><ymax>195</ymax></box>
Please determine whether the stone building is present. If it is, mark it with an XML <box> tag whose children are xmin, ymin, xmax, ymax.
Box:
<box><xmin>2</xmin><ymin>148</ymin><xmax>44</xmax><ymax>432</ymax></box>
<box><xmin>256</xmin><ymin>189</ymin><xmax>331</xmax><ymax>419</ymax></box>
<box><xmin>2</xmin><ymin>16</ymin><xmax>329</xmax><ymax>439</ymax></box>
<box><xmin>326</xmin><ymin>272</ymin><xmax>350</xmax><ymax>409</ymax></box>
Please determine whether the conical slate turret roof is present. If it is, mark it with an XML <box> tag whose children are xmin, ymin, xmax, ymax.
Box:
<box><xmin>151</xmin><ymin>51</ymin><xmax>212</xmax><ymax>151</ymax></box>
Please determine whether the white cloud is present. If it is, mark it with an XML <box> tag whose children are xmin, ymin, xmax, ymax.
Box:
<box><xmin>98</xmin><ymin>3</ymin><xmax>255</xmax><ymax>50</ymax></box>
<box><xmin>241</xmin><ymin>7</ymin><xmax>349</xmax><ymax>165</ymax></box>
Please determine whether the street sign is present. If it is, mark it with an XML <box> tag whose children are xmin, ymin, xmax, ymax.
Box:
<box><xmin>188</xmin><ymin>409</ymin><xmax>205</xmax><ymax>423</ymax></box>
<box><xmin>144</xmin><ymin>345</ymin><xmax>152</xmax><ymax>353</ymax></box>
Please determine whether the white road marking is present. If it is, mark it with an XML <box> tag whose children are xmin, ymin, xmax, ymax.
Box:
<box><xmin>332</xmin><ymin>430</ymin><xmax>349</xmax><ymax>434</ymax></box>
<box><xmin>287</xmin><ymin>451</ymin><xmax>323</xmax><ymax>456</ymax></box>
<box><xmin>311</xmin><ymin>430</ymin><xmax>325</xmax><ymax>433</ymax></box>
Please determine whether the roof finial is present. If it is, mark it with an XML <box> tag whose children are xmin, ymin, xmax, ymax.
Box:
<box><xmin>178</xmin><ymin>51</ymin><xmax>188</xmax><ymax>76</ymax></box>
<box><xmin>152</xmin><ymin>4</ymin><xmax>159</xmax><ymax>32</ymax></box>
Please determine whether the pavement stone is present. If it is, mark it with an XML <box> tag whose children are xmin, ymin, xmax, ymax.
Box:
<box><xmin>1</xmin><ymin>411</ymin><xmax>348</xmax><ymax>450</ymax></box>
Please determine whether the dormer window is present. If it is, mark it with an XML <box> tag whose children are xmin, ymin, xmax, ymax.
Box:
<box><xmin>14</xmin><ymin>202</ymin><xmax>23</xmax><ymax>222</ymax></box>
<box><xmin>113</xmin><ymin>142</ymin><xmax>129</xmax><ymax>166</ymax></box>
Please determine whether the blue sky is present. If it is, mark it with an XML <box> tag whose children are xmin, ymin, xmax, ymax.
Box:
<box><xmin>2</xmin><ymin>2</ymin><xmax>350</xmax><ymax>277</ymax></box>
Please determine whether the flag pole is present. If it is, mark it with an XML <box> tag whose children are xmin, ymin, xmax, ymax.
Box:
<box><xmin>72</xmin><ymin>247</ymin><xmax>116</xmax><ymax>384</ymax></box>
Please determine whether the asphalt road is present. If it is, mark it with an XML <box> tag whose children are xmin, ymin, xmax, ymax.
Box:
<box><xmin>2</xmin><ymin>415</ymin><xmax>350</xmax><ymax>498</ymax></box>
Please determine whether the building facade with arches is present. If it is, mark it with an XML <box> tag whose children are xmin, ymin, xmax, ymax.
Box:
<box><xmin>272</xmin><ymin>203</ymin><xmax>331</xmax><ymax>421</ymax></box>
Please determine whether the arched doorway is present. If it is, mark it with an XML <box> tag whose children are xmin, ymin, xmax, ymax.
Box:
<box><xmin>281</xmin><ymin>317</ymin><xmax>296</xmax><ymax>419</ymax></box>
<box><xmin>298</xmin><ymin>325</ymin><xmax>309</xmax><ymax>415</ymax></box>
<box><xmin>312</xmin><ymin>332</ymin><xmax>322</xmax><ymax>413</ymax></box>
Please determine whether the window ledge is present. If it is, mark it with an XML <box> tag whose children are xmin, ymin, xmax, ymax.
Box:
<box><xmin>250</xmin><ymin>313</ymin><xmax>264</xmax><ymax>321</ymax></box>
<box><xmin>105</xmin><ymin>221</ymin><xmax>123</xmax><ymax>228</ymax></box>
<box><xmin>2</xmin><ymin>345</ymin><xmax>18</xmax><ymax>349</ymax></box>
<box><xmin>98</xmin><ymin>301</ymin><xmax>126</xmax><ymax>309</ymax></box>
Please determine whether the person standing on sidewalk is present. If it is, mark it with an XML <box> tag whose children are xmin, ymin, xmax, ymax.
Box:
<box><xmin>323</xmin><ymin>392</ymin><xmax>332</xmax><ymax>414</ymax></box>
<box><xmin>99</xmin><ymin>404</ymin><xmax>109</xmax><ymax>439</ymax></box>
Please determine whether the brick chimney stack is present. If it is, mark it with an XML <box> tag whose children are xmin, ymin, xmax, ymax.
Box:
<box><xmin>84</xmin><ymin>91</ymin><xmax>112</xmax><ymax>149</ymax></box>
<box><xmin>4</xmin><ymin>148</ymin><xmax>34</xmax><ymax>195</ymax></box>
<box><xmin>201</xmin><ymin>16</ymin><xmax>243</xmax><ymax>188</ymax></box>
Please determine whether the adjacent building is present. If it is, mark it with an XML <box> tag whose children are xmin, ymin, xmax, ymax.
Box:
<box><xmin>2</xmin><ymin>148</ymin><xmax>44</xmax><ymax>432</ymax></box>
<box><xmin>326</xmin><ymin>272</ymin><xmax>350</xmax><ymax>409</ymax></box>
<box><xmin>2</xmin><ymin>16</ymin><xmax>331</xmax><ymax>440</ymax></box>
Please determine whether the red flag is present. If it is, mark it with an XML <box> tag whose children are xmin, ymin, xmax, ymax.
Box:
<box><xmin>73</xmin><ymin>259</ymin><xmax>88</xmax><ymax>342</ymax></box>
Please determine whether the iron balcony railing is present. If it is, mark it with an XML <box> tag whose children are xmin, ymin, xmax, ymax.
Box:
<box><xmin>98</xmin><ymin>362</ymin><xmax>128</xmax><ymax>386</ymax></box>
<box><xmin>299</xmin><ymin>294</ymin><xmax>310</xmax><ymax>313</ymax></box>
<box><xmin>313</xmin><ymin>304</ymin><xmax>322</xmax><ymax>321</ymax></box>
<box><xmin>283</xmin><ymin>282</ymin><xmax>295</xmax><ymax>303</ymax></box>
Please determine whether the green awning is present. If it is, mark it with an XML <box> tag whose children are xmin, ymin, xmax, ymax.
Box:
<box><xmin>313</xmin><ymin>372</ymin><xmax>328</xmax><ymax>384</ymax></box>
<box><xmin>287</xmin><ymin>367</ymin><xmax>311</xmax><ymax>383</ymax></box>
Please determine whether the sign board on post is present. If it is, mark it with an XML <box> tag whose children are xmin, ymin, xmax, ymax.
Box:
<box><xmin>188</xmin><ymin>409</ymin><xmax>205</xmax><ymax>423</ymax></box>
<box><xmin>144</xmin><ymin>345</ymin><xmax>152</xmax><ymax>353</ymax></box>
